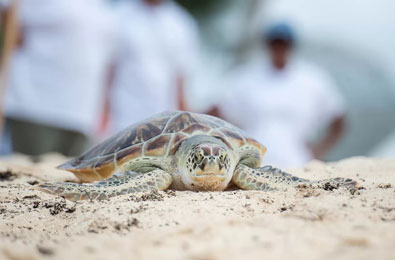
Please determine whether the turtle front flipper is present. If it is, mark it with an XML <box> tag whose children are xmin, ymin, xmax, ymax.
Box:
<box><xmin>37</xmin><ymin>169</ymin><xmax>173</xmax><ymax>201</ymax></box>
<box><xmin>233</xmin><ymin>164</ymin><xmax>357</xmax><ymax>191</ymax></box>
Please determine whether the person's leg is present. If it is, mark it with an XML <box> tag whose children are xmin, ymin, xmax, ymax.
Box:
<box><xmin>7</xmin><ymin>118</ymin><xmax>59</xmax><ymax>155</ymax></box>
<box><xmin>57</xmin><ymin>129</ymin><xmax>89</xmax><ymax>157</ymax></box>
<box><xmin>8</xmin><ymin>117</ymin><xmax>89</xmax><ymax>156</ymax></box>
<box><xmin>0</xmin><ymin>120</ymin><xmax>13</xmax><ymax>155</ymax></box>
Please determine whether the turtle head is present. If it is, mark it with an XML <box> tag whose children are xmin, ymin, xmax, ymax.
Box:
<box><xmin>175</xmin><ymin>135</ymin><xmax>235</xmax><ymax>191</ymax></box>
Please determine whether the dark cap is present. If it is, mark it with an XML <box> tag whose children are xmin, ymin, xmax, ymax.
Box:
<box><xmin>263</xmin><ymin>22</ymin><xmax>295</xmax><ymax>43</ymax></box>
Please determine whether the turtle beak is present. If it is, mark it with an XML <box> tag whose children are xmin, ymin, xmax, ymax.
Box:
<box><xmin>205</xmin><ymin>158</ymin><xmax>217</xmax><ymax>170</ymax></box>
<box><xmin>195</xmin><ymin>157</ymin><xmax>224</xmax><ymax>176</ymax></box>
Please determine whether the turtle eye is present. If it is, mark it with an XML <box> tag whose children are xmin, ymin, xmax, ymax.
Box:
<box><xmin>220</xmin><ymin>152</ymin><xmax>227</xmax><ymax>162</ymax></box>
<box><xmin>195</xmin><ymin>151</ymin><xmax>203</xmax><ymax>163</ymax></box>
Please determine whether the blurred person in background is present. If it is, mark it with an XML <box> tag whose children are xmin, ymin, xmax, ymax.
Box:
<box><xmin>0</xmin><ymin>0</ymin><xmax>115</xmax><ymax>156</ymax></box>
<box><xmin>0</xmin><ymin>0</ymin><xmax>17</xmax><ymax>155</ymax></box>
<box><xmin>108</xmin><ymin>0</ymin><xmax>199</xmax><ymax>133</ymax></box>
<box><xmin>217</xmin><ymin>22</ymin><xmax>346</xmax><ymax>167</ymax></box>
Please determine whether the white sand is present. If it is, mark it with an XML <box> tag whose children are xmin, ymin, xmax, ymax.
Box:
<box><xmin>0</xmin><ymin>154</ymin><xmax>394</xmax><ymax>260</ymax></box>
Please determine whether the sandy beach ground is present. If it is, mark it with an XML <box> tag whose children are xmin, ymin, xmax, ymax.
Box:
<box><xmin>0</xmin><ymin>154</ymin><xmax>394</xmax><ymax>260</ymax></box>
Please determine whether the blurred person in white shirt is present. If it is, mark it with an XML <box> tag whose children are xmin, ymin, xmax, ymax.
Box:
<box><xmin>217</xmin><ymin>23</ymin><xmax>346</xmax><ymax>168</ymax></box>
<box><xmin>0</xmin><ymin>0</ymin><xmax>16</xmax><ymax>155</ymax></box>
<box><xmin>108</xmin><ymin>0</ymin><xmax>199</xmax><ymax>133</ymax></box>
<box><xmin>1</xmin><ymin>0</ymin><xmax>116</xmax><ymax>156</ymax></box>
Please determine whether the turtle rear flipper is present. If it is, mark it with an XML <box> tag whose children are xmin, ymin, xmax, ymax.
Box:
<box><xmin>37</xmin><ymin>169</ymin><xmax>172</xmax><ymax>201</ymax></box>
<box><xmin>233</xmin><ymin>164</ymin><xmax>358</xmax><ymax>191</ymax></box>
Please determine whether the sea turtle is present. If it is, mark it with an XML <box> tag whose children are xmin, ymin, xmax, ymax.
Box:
<box><xmin>38</xmin><ymin>111</ymin><xmax>356</xmax><ymax>201</ymax></box>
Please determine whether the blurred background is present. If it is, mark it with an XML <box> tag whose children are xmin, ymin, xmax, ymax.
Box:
<box><xmin>1</xmin><ymin>0</ymin><xmax>395</xmax><ymax>167</ymax></box>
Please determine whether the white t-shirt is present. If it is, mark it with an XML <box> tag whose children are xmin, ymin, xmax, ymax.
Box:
<box><xmin>4</xmin><ymin>0</ymin><xmax>116</xmax><ymax>135</ymax></box>
<box><xmin>219</xmin><ymin>60</ymin><xmax>345</xmax><ymax>167</ymax></box>
<box><xmin>110</xmin><ymin>0</ymin><xmax>199</xmax><ymax>132</ymax></box>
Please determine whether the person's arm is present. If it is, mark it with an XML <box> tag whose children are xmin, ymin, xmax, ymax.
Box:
<box><xmin>0</xmin><ymin>0</ymin><xmax>19</xmax><ymax>83</ymax></box>
<box><xmin>176</xmin><ymin>74</ymin><xmax>187</xmax><ymax>111</ymax></box>
<box><xmin>0</xmin><ymin>0</ymin><xmax>19</xmax><ymax>141</ymax></box>
<box><xmin>96</xmin><ymin>61</ymin><xmax>117</xmax><ymax>137</ymax></box>
<box><xmin>311</xmin><ymin>114</ymin><xmax>345</xmax><ymax>160</ymax></box>
<box><xmin>205</xmin><ymin>105</ymin><xmax>222</xmax><ymax>118</ymax></box>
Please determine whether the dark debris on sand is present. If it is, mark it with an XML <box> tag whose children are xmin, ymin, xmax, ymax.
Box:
<box><xmin>128</xmin><ymin>190</ymin><xmax>164</xmax><ymax>202</ymax></box>
<box><xmin>32</xmin><ymin>199</ymin><xmax>76</xmax><ymax>215</ymax></box>
<box><xmin>0</xmin><ymin>170</ymin><xmax>17</xmax><ymax>181</ymax></box>
<box><xmin>322</xmin><ymin>182</ymin><xmax>339</xmax><ymax>191</ymax></box>
<box><xmin>37</xmin><ymin>245</ymin><xmax>55</xmax><ymax>256</ymax></box>
<box><xmin>27</xmin><ymin>180</ymin><xmax>39</xmax><ymax>185</ymax></box>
